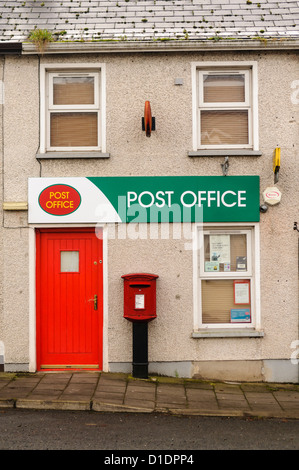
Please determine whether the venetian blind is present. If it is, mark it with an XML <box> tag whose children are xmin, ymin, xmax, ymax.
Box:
<box><xmin>50</xmin><ymin>76</ymin><xmax>98</xmax><ymax>147</ymax></box>
<box><xmin>201</xmin><ymin>110</ymin><xmax>248</xmax><ymax>146</ymax></box>
<box><xmin>53</xmin><ymin>77</ymin><xmax>94</xmax><ymax>105</ymax></box>
<box><xmin>50</xmin><ymin>113</ymin><xmax>98</xmax><ymax>147</ymax></box>
<box><xmin>203</xmin><ymin>74</ymin><xmax>245</xmax><ymax>103</ymax></box>
<box><xmin>202</xmin><ymin>279</ymin><xmax>251</xmax><ymax>324</ymax></box>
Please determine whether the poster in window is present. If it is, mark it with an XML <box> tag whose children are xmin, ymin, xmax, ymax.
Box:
<box><xmin>231</xmin><ymin>308</ymin><xmax>251</xmax><ymax>323</ymax></box>
<box><xmin>234</xmin><ymin>280</ymin><xmax>250</xmax><ymax>305</ymax></box>
<box><xmin>210</xmin><ymin>235</ymin><xmax>230</xmax><ymax>263</ymax></box>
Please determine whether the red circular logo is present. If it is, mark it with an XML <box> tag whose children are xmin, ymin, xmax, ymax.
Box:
<box><xmin>39</xmin><ymin>184</ymin><xmax>81</xmax><ymax>216</ymax></box>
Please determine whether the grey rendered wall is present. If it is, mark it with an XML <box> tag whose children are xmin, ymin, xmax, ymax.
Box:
<box><xmin>1</xmin><ymin>50</ymin><xmax>298</xmax><ymax>381</ymax></box>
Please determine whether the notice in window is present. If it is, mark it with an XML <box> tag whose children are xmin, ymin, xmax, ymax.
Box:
<box><xmin>205</xmin><ymin>261</ymin><xmax>219</xmax><ymax>272</ymax></box>
<box><xmin>234</xmin><ymin>280</ymin><xmax>250</xmax><ymax>304</ymax></box>
<box><xmin>210</xmin><ymin>235</ymin><xmax>230</xmax><ymax>263</ymax></box>
<box><xmin>236</xmin><ymin>256</ymin><xmax>247</xmax><ymax>271</ymax></box>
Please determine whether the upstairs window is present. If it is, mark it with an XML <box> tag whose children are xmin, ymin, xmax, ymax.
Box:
<box><xmin>192</xmin><ymin>63</ymin><xmax>258</xmax><ymax>151</ymax></box>
<box><xmin>40</xmin><ymin>64</ymin><xmax>105</xmax><ymax>154</ymax></box>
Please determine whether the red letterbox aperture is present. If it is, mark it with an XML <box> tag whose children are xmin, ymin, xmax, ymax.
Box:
<box><xmin>121</xmin><ymin>273</ymin><xmax>159</xmax><ymax>322</ymax></box>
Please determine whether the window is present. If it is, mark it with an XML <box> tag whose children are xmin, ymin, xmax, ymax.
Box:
<box><xmin>194</xmin><ymin>224</ymin><xmax>261</xmax><ymax>334</ymax></box>
<box><xmin>40</xmin><ymin>64</ymin><xmax>106</xmax><ymax>154</ymax></box>
<box><xmin>192</xmin><ymin>62</ymin><xmax>258</xmax><ymax>152</ymax></box>
<box><xmin>60</xmin><ymin>251</ymin><xmax>79</xmax><ymax>273</ymax></box>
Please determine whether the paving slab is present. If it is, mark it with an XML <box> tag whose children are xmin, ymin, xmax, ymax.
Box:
<box><xmin>0</xmin><ymin>372</ymin><xmax>298</xmax><ymax>418</ymax></box>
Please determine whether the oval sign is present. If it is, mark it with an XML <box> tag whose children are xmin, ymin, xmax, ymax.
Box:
<box><xmin>265</xmin><ymin>190</ymin><xmax>280</xmax><ymax>199</ymax></box>
<box><xmin>39</xmin><ymin>184</ymin><xmax>81</xmax><ymax>216</ymax></box>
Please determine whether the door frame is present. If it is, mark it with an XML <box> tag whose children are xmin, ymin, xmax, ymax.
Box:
<box><xmin>29</xmin><ymin>224</ymin><xmax>108</xmax><ymax>372</ymax></box>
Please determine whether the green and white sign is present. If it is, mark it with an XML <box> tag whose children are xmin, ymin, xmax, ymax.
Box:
<box><xmin>28</xmin><ymin>176</ymin><xmax>260</xmax><ymax>224</ymax></box>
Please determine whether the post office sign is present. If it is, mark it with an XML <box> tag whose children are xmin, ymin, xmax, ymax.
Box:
<box><xmin>28</xmin><ymin>176</ymin><xmax>260</xmax><ymax>223</ymax></box>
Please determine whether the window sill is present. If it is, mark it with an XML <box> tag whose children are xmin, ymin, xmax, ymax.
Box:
<box><xmin>188</xmin><ymin>150</ymin><xmax>262</xmax><ymax>157</ymax></box>
<box><xmin>36</xmin><ymin>152</ymin><xmax>110</xmax><ymax>159</ymax></box>
<box><xmin>192</xmin><ymin>329</ymin><xmax>264</xmax><ymax>338</ymax></box>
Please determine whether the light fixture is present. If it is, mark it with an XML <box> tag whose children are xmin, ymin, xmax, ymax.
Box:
<box><xmin>142</xmin><ymin>101</ymin><xmax>155</xmax><ymax>137</ymax></box>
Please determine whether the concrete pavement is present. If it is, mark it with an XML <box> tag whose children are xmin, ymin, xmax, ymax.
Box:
<box><xmin>0</xmin><ymin>371</ymin><xmax>299</xmax><ymax>419</ymax></box>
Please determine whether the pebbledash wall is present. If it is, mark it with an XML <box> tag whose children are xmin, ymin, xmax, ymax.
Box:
<box><xmin>0</xmin><ymin>48</ymin><xmax>298</xmax><ymax>382</ymax></box>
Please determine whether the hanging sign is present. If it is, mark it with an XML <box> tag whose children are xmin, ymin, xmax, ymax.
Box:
<box><xmin>28</xmin><ymin>175</ymin><xmax>260</xmax><ymax>224</ymax></box>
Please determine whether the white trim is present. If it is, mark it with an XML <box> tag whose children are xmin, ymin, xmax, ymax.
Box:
<box><xmin>191</xmin><ymin>61</ymin><xmax>258</xmax><ymax>152</ymax></box>
<box><xmin>28</xmin><ymin>227</ymin><xmax>36</xmax><ymax>372</ymax></box>
<box><xmin>191</xmin><ymin>63</ymin><xmax>198</xmax><ymax>153</ymax></box>
<box><xmin>192</xmin><ymin>223</ymin><xmax>200</xmax><ymax>331</ymax></box>
<box><xmin>198</xmin><ymin>70</ymin><xmax>250</xmax><ymax>108</ymax></box>
<box><xmin>28</xmin><ymin>224</ymin><xmax>109</xmax><ymax>372</ymax></box>
<box><xmin>39</xmin><ymin>63</ymin><xmax>106</xmax><ymax>154</ymax></box>
<box><xmin>48</xmin><ymin>72</ymin><xmax>99</xmax><ymax>110</ymax></box>
<box><xmin>251</xmin><ymin>61</ymin><xmax>259</xmax><ymax>151</ymax></box>
<box><xmin>193</xmin><ymin>222</ymin><xmax>261</xmax><ymax>333</ymax></box>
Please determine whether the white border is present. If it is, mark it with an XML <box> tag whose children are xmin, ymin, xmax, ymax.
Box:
<box><xmin>28</xmin><ymin>224</ymin><xmax>109</xmax><ymax>372</ymax></box>
<box><xmin>191</xmin><ymin>61</ymin><xmax>259</xmax><ymax>152</ymax></box>
<box><xmin>192</xmin><ymin>222</ymin><xmax>261</xmax><ymax>333</ymax></box>
<box><xmin>40</xmin><ymin>63</ymin><xmax>106</xmax><ymax>154</ymax></box>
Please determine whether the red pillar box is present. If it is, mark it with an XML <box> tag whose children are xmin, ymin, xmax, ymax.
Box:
<box><xmin>121</xmin><ymin>273</ymin><xmax>159</xmax><ymax>322</ymax></box>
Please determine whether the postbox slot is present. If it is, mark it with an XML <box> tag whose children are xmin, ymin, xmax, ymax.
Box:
<box><xmin>129</xmin><ymin>283</ymin><xmax>151</xmax><ymax>288</ymax></box>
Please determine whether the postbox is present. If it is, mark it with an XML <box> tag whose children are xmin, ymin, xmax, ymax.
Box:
<box><xmin>122</xmin><ymin>273</ymin><xmax>159</xmax><ymax>322</ymax></box>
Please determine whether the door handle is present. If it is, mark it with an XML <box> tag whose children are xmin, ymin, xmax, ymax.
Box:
<box><xmin>88</xmin><ymin>294</ymin><xmax>98</xmax><ymax>310</ymax></box>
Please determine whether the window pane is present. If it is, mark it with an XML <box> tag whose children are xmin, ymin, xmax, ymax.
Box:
<box><xmin>50</xmin><ymin>112</ymin><xmax>98</xmax><ymax>147</ymax></box>
<box><xmin>204</xmin><ymin>234</ymin><xmax>247</xmax><ymax>272</ymax></box>
<box><xmin>201</xmin><ymin>110</ymin><xmax>248</xmax><ymax>145</ymax></box>
<box><xmin>53</xmin><ymin>77</ymin><xmax>94</xmax><ymax>105</ymax></box>
<box><xmin>61</xmin><ymin>251</ymin><xmax>79</xmax><ymax>272</ymax></box>
<box><xmin>202</xmin><ymin>279</ymin><xmax>251</xmax><ymax>324</ymax></box>
<box><xmin>203</xmin><ymin>74</ymin><xmax>245</xmax><ymax>103</ymax></box>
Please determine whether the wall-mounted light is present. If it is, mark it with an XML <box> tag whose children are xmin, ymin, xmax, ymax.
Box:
<box><xmin>142</xmin><ymin>101</ymin><xmax>155</xmax><ymax>137</ymax></box>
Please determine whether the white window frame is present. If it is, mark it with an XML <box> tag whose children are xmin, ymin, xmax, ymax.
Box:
<box><xmin>40</xmin><ymin>63</ymin><xmax>106</xmax><ymax>154</ymax></box>
<box><xmin>191</xmin><ymin>62</ymin><xmax>259</xmax><ymax>152</ymax></box>
<box><xmin>193</xmin><ymin>223</ymin><xmax>261</xmax><ymax>333</ymax></box>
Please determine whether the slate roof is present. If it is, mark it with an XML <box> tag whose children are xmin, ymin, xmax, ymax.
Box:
<box><xmin>0</xmin><ymin>0</ymin><xmax>298</xmax><ymax>43</ymax></box>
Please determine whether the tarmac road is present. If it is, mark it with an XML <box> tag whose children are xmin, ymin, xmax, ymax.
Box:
<box><xmin>0</xmin><ymin>409</ymin><xmax>298</xmax><ymax>451</ymax></box>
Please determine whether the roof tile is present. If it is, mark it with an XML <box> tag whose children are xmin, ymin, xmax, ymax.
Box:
<box><xmin>0</xmin><ymin>0</ymin><xmax>297</xmax><ymax>43</ymax></box>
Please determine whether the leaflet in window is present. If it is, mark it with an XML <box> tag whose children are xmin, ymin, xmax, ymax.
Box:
<box><xmin>236</xmin><ymin>256</ymin><xmax>247</xmax><ymax>271</ymax></box>
<box><xmin>205</xmin><ymin>261</ymin><xmax>219</xmax><ymax>272</ymax></box>
<box><xmin>230</xmin><ymin>308</ymin><xmax>251</xmax><ymax>323</ymax></box>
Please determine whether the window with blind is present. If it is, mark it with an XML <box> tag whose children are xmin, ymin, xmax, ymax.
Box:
<box><xmin>197</xmin><ymin>67</ymin><xmax>254</xmax><ymax>149</ymax></box>
<box><xmin>198</xmin><ymin>227</ymin><xmax>256</xmax><ymax>328</ymax></box>
<box><xmin>47</xmin><ymin>71</ymin><xmax>101</xmax><ymax>150</ymax></box>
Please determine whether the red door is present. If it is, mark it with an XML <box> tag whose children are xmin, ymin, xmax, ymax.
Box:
<box><xmin>36</xmin><ymin>229</ymin><xmax>103</xmax><ymax>371</ymax></box>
